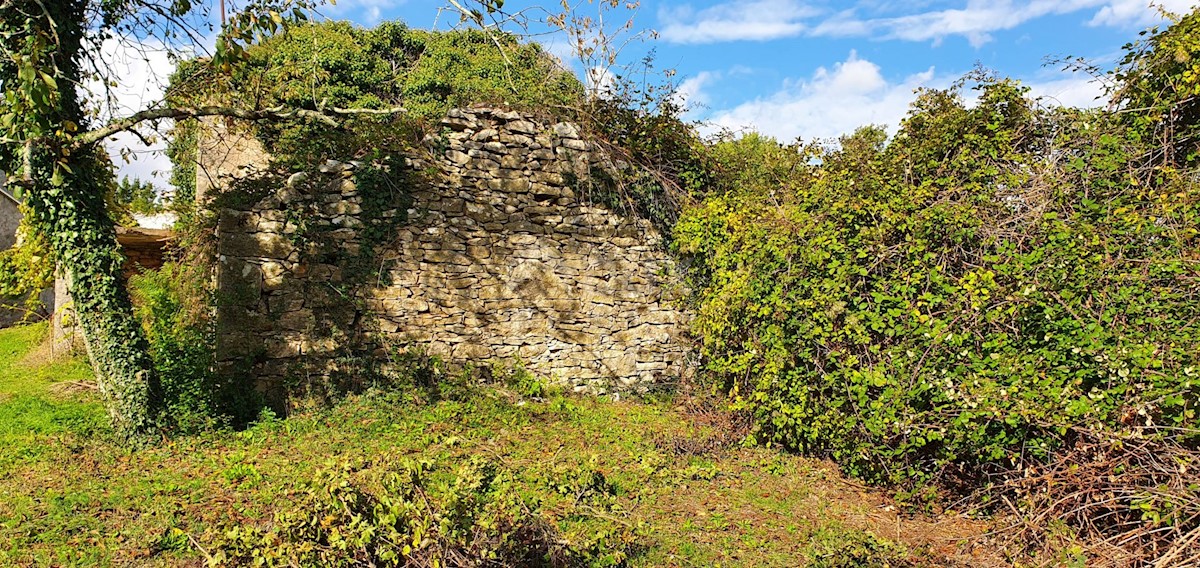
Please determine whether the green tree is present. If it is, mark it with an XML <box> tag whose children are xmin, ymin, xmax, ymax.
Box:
<box><xmin>0</xmin><ymin>0</ymin><xmax>349</xmax><ymax>440</ymax></box>
<box><xmin>115</xmin><ymin>176</ymin><xmax>161</xmax><ymax>218</ymax></box>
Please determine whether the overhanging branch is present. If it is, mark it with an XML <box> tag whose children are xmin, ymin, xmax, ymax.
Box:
<box><xmin>76</xmin><ymin>104</ymin><xmax>406</xmax><ymax>148</ymax></box>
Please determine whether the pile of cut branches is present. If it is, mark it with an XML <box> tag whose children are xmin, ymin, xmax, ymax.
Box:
<box><xmin>997</xmin><ymin>428</ymin><xmax>1199</xmax><ymax>567</ymax></box>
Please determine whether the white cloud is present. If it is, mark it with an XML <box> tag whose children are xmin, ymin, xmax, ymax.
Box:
<box><xmin>658</xmin><ymin>0</ymin><xmax>820</xmax><ymax>44</ymax></box>
<box><xmin>539</xmin><ymin>37</ymin><xmax>578</xmax><ymax>66</ymax></box>
<box><xmin>586</xmin><ymin>66</ymin><xmax>618</xmax><ymax>98</ymax></box>
<box><xmin>674</xmin><ymin>71</ymin><xmax>719</xmax><ymax>110</ymax></box>
<box><xmin>700</xmin><ymin>51</ymin><xmax>941</xmax><ymax>141</ymax></box>
<box><xmin>84</xmin><ymin>37</ymin><xmax>177</xmax><ymax>192</ymax></box>
<box><xmin>1026</xmin><ymin>74</ymin><xmax>1107</xmax><ymax>108</ymax></box>
<box><xmin>814</xmin><ymin>0</ymin><xmax>1102</xmax><ymax>48</ymax></box>
<box><xmin>83</xmin><ymin>38</ymin><xmax>173</xmax><ymax>121</ymax></box>
<box><xmin>1089</xmin><ymin>0</ymin><xmax>1197</xmax><ymax>27</ymax></box>
<box><xmin>327</xmin><ymin>0</ymin><xmax>404</xmax><ymax>25</ymax></box>
<box><xmin>659</xmin><ymin>0</ymin><xmax>1197</xmax><ymax>46</ymax></box>
<box><xmin>695</xmin><ymin>53</ymin><xmax>1106</xmax><ymax>142</ymax></box>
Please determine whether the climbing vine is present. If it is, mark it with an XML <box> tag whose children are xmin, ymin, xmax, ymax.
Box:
<box><xmin>163</xmin><ymin>20</ymin><xmax>587</xmax><ymax>405</ymax></box>
<box><xmin>0</xmin><ymin>0</ymin><xmax>332</xmax><ymax>440</ymax></box>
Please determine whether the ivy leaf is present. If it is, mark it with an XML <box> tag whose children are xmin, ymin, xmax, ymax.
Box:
<box><xmin>38</xmin><ymin>71</ymin><xmax>57</xmax><ymax>93</ymax></box>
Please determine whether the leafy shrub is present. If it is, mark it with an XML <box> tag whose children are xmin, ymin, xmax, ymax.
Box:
<box><xmin>130</xmin><ymin>263</ymin><xmax>261</xmax><ymax>431</ymax></box>
<box><xmin>210</xmin><ymin>457</ymin><xmax>643</xmax><ymax>567</ymax></box>
<box><xmin>169</xmin><ymin>20</ymin><xmax>584</xmax><ymax>170</ymax></box>
<box><xmin>489</xmin><ymin>357</ymin><xmax>561</xmax><ymax>399</ymax></box>
<box><xmin>676</xmin><ymin>77</ymin><xmax>1199</xmax><ymax>495</ymax></box>
<box><xmin>363</xmin><ymin>345</ymin><xmax>480</xmax><ymax>405</ymax></box>
<box><xmin>805</xmin><ymin>525</ymin><xmax>923</xmax><ymax>568</ymax></box>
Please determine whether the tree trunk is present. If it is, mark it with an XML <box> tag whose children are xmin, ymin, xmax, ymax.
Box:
<box><xmin>3</xmin><ymin>0</ymin><xmax>163</xmax><ymax>441</ymax></box>
<box><xmin>28</xmin><ymin>148</ymin><xmax>165</xmax><ymax>441</ymax></box>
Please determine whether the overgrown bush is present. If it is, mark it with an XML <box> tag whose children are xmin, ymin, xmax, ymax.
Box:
<box><xmin>0</xmin><ymin>215</ymin><xmax>53</xmax><ymax>321</ymax></box>
<box><xmin>210</xmin><ymin>457</ymin><xmax>643</xmax><ymax>567</ymax></box>
<box><xmin>678</xmin><ymin>77</ymin><xmax>1198</xmax><ymax>491</ymax></box>
<box><xmin>673</xmin><ymin>30</ymin><xmax>1200</xmax><ymax>560</ymax></box>
<box><xmin>130</xmin><ymin>262</ymin><xmax>261</xmax><ymax>431</ymax></box>
<box><xmin>167</xmin><ymin>20</ymin><xmax>584</xmax><ymax>175</ymax></box>
<box><xmin>580</xmin><ymin>94</ymin><xmax>712</xmax><ymax>238</ymax></box>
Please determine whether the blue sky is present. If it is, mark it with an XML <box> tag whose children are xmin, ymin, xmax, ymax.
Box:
<box><xmin>364</xmin><ymin>0</ymin><xmax>1197</xmax><ymax>140</ymax></box>
<box><xmin>105</xmin><ymin>0</ymin><xmax>1198</xmax><ymax>188</ymax></box>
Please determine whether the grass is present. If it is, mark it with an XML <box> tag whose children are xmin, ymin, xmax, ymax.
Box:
<box><xmin>0</xmin><ymin>323</ymin><xmax>106</xmax><ymax>461</ymax></box>
<box><xmin>0</xmin><ymin>322</ymin><xmax>993</xmax><ymax>567</ymax></box>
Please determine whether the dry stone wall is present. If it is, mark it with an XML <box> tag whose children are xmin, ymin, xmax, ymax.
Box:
<box><xmin>214</xmin><ymin>107</ymin><xmax>692</xmax><ymax>397</ymax></box>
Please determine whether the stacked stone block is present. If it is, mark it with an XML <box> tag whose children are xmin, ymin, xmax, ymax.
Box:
<box><xmin>214</xmin><ymin>107</ymin><xmax>691</xmax><ymax>395</ymax></box>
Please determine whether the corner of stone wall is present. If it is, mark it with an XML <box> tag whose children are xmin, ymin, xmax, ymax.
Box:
<box><xmin>209</xmin><ymin>105</ymin><xmax>696</xmax><ymax>404</ymax></box>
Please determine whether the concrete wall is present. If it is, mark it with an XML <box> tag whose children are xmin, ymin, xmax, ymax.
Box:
<box><xmin>211</xmin><ymin>107</ymin><xmax>692</xmax><ymax>398</ymax></box>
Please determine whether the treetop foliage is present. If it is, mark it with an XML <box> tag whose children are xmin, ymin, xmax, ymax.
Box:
<box><xmin>1111</xmin><ymin>9</ymin><xmax>1200</xmax><ymax>165</ymax></box>
<box><xmin>168</xmin><ymin>19</ymin><xmax>584</xmax><ymax>171</ymax></box>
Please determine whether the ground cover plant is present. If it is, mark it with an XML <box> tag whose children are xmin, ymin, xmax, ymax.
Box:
<box><xmin>0</xmin><ymin>323</ymin><xmax>991</xmax><ymax>567</ymax></box>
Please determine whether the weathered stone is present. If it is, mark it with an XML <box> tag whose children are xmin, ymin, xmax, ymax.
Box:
<box><xmin>507</xmin><ymin>120</ymin><xmax>538</xmax><ymax>134</ymax></box>
<box><xmin>219</xmin><ymin>210</ymin><xmax>256</xmax><ymax>231</ymax></box>
<box><xmin>447</xmin><ymin>277</ymin><xmax>477</xmax><ymax>289</ymax></box>
<box><xmin>499</xmin><ymin>133</ymin><xmax>535</xmax><ymax>146</ymax></box>
<box><xmin>553</xmin><ymin>122</ymin><xmax>580</xmax><ymax>138</ymax></box>
<box><xmin>533</xmin><ymin>171</ymin><xmax>564</xmax><ymax>185</ymax></box>
<box><xmin>499</xmin><ymin>154</ymin><xmax>524</xmax><ymax>169</ymax></box>
<box><xmin>213</xmin><ymin>106</ymin><xmax>691</xmax><ymax>396</ymax></box>
<box><xmin>453</xmin><ymin>343</ymin><xmax>494</xmax><ymax>359</ymax></box>
<box><xmin>441</xmin><ymin>117</ymin><xmax>474</xmax><ymax>131</ymax></box>
<box><xmin>560</xmin><ymin>138</ymin><xmax>589</xmax><ymax>151</ymax></box>
<box><xmin>220</xmin><ymin>232</ymin><xmax>292</xmax><ymax>259</ymax></box>
<box><xmin>277</xmin><ymin>309</ymin><xmax>312</xmax><ymax>331</ymax></box>
<box><xmin>261</xmin><ymin>261</ymin><xmax>287</xmax><ymax>289</ymax></box>
<box><xmin>492</xmin><ymin>110</ymin><xmax>522</xmax><ymax>121</ymax></box>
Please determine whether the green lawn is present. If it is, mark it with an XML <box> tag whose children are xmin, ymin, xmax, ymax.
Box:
<box><xmin>0</xmin><ymin>323</ymin><xmax>106</xmax><ymax>461</ymax></box>
<box><xmin>0</xmin><ymin>323</ymin><xmax>992</xmax><ymax>567</ymax></box>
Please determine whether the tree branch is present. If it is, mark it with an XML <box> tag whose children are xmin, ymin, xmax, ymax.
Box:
<box><xmin>75</xmin><ymin>104</ymin><xmax>406</xmax><ymax>148</ymax></box>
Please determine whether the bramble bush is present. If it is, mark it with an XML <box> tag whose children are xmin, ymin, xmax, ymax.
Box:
<box><xmin>676</xmin><ymin>73</ymin><xmax>1198</xmax><ymax>497</ymax></box>
<box><xmin>668</xmin><ymin>19</ymin><xmax>1200</xmax><ymax>559</ymax></box>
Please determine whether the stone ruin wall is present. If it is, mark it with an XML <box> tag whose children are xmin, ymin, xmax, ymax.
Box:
<box><xmin>212</xmin><ymin>107</ymin><xmax>692</xmax><ymax>396</ymax></box>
